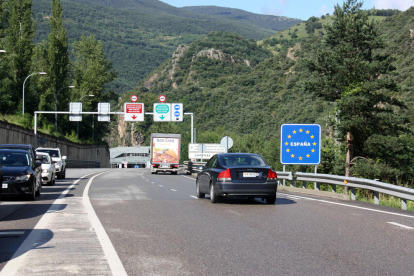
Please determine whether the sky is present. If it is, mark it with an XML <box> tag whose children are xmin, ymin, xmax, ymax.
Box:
<box><xmin>160</xmin><ymin>0</ymin><xmax>414</xmax><ymax>20</ymax></box>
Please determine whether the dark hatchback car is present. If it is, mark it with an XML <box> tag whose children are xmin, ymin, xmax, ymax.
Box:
<box><xmin>196</xmin><ymin>153</ymin><xmax>278</xmax><ymax>204</ymax></box>
<box><xmin>0</xmin><ymin>149</ymin><xmax>42</xmax><ymax>200</ymax></box>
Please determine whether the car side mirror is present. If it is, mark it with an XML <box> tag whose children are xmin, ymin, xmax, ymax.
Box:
<box><xmin>62</xmin><ymin>156</ymin><xmax>67</xmax><ymax>160</ymax></box>
<box><xmin>35</xmin><ymin>160</ymin><xmax>42</xmax><ymax>168</ymax></box>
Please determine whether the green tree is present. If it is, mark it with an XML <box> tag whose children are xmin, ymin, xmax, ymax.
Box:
<box><xmin>39</xmin><ymin>0</ymin><xmax>70</xmax><ymax>120</ymax></box>
<box><xmin>4</xmin><ymin>0</ymin><xmax>36</xmax><ymax>114</ymax></box>
<box><xmin>303</xmin><ymin>0</ymin><xmax>409</xmax><ymax>181</ymax></box>
<box><xmin>0</xmin><ymin>0</ymin><xmax>14</xmax><ymax>114</ymax></box>
<box><xmin>72</xmin><ymin>34</ymin><xmax>117</xmax><ymax>140</ymax></box>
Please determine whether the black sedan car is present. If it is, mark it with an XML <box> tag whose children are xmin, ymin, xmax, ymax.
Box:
<box><xmin>0</xmin><ymin>149</ymin><xmax>42</xmax><ymax>200</ymax></box>
<box><xmin>196</xmin><ymin>153</ymin><xmax>278</xmax><ymax>204</ymax></box>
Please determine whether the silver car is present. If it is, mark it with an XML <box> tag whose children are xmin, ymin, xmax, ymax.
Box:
<box><xmin>36</xmin><ymin>152</ymin><xmax>56</xmax><ymax>186</ymax></box>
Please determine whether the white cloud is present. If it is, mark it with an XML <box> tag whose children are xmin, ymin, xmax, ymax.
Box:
<box><xmin>319</xmin><ymin>4</ymin><xmax>334</xmax><ymax>16</ymax></box>
<box><xmin>373</xmin><ymin>0</ymin><xmax>414</xmax><ymax>11</ymax></box>
<box><xmin>261</xmin><ymin>0</ymin><xmax>287</xmax><ymax>16</ymax></box>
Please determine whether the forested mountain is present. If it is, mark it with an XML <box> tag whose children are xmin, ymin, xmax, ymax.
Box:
<box><xmin>182</xmin><ymin>6</ymin><xmax>302</xmax><ymax>31</ymax></box>
<box><xmin>32</xmin><ymin>0</ymin><xmax>301</xmax><ymax>93</ymax></box>
<box><xmin>116</xmin><ymin>5</ymin><xmax>414</xmax><ymax>187</ymax></box>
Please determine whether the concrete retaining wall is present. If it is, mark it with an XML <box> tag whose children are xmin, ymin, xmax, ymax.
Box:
<box><xmin>0</xmin><ymin>120</ymin><xmax>109</xmax><ymax>167</ymax></box>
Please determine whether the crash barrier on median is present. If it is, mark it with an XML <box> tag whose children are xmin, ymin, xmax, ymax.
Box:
<box><xmin>66</xmin><ymin>159</ymin><xmax>100</xmax><ymax>168</ymax></box>
<box><xmin>184</xmin><ymin>160</ymin><xmax>413</xmax><ymax>210</ymax></box>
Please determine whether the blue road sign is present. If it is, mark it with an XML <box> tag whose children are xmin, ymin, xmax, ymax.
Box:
<box><xmin>174</xmin><ymin>111</ymin><xmax>180</xmax><ymax>117</ymax></box>
<box><xmin>174</xmin><ymin>104</ymin><xmax>180</xmax><ymax>110</ymax></box>
<box><xmin>280</xmin><ymin>124</ymin><xmax>321</xmax><ymax>165</ymax></box>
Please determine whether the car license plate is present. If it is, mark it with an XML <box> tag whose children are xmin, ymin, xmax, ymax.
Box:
<box><xmin>161</xmin><ymin>165</ymin><xmax>169</xmax><ymax>168</ymax></box>
<box><xmin>243</xmin><ymin>172</ymin><xmax>259</xmax><ymax>178</ymax></box>
<box><xmin>2</xmin><ymin>183</ymin><xmax>7</xmax><ymax>188</ymax></box>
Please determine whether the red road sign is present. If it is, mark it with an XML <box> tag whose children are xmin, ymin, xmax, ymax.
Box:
<box><xmin>159</xmin><ymin>95</ymin><xmax>166</xmax><ymax>102</ymax></box>
<box><xmin>130</xmin><ymin>95</ymin><xmax>138</xmax><ymax>102</ymax></box>
<box><xmin>126</xmin><ymin>103</ymin><xmax>142</xmax><ymax>114</ymax></box>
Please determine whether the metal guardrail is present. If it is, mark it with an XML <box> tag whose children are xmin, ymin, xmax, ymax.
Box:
<box><xmin>295</xmin><ymin>172</ymin><xmax>414</xmax><ymax>210</ymax></box>
<box><xmin>66</xmin><ymin>159</ymin><xmax>100</xmax><ymax>168</ymax></box>
<box><xmin>183</xmin><ymin>160</ymin><xmax>413</xmax><ymax>210</ymax></box>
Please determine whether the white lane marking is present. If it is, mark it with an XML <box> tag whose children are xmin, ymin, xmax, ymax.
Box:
<box><xmin>190</xmin><ymin>196</ymin><xmax>197</xmax><ymax>199</ymax></box>
<box><xmin>171</xmin><ymin>189</ymin><xmax>177</xmax><ymax>192</ymax></box>
<box><xmin>278</xmin><ymin>192</ymin><xmax>414</xmax><ymax>219</ymax></box>
<box><xmin>227</xmin><ymin>210</ymin><xmax>242</xmax><ymax>216</ymax></box>
<box><xmin>286</xmin><ymin>195</ymin><xmax>304</xmax><ymax>200</ymax></box>
<box><xmin>0</xmin><ymin>231</ymin><xmax>25</xmax><ymax>237</ymax></box>
<box><xmin>158</xmin><ymin>185</ymin><xmax>163</xmax><ymax>187</ymax></box>
<box><xmin>151</xmin><ymin>182</ymin><xmax>155</xmax><ymax>184</ymax></box>
<box><xmin>83</xmin><ymin>172</ymin><xmax>128</xmax><ymax>276</ymax></box>
<box><xmin>387</xmin><ymin>222</ymin><xmax>414</xmax><ymax>230</ymax></box>
<box><xmin>182</xmin><ymin>176</ymin><xmax>194</xmax><ymax>180</ymax></box>
<box><xmin>0</xmin><ymin>171</ymin><xmax>106</xmax><ymax>276</ymax></box>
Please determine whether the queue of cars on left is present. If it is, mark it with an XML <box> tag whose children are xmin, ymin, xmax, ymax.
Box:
<box><xmin>0</xmin><ymin>144</ymin><xmax>58</xmax><ymax>201</ymax></box>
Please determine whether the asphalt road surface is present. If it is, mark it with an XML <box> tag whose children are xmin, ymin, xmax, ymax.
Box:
<box><xmin>1</xmin><ymin>168</ymin><xmax>414</xmax><ymax>275</ymax></box>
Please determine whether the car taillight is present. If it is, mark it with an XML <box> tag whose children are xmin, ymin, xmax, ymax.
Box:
<box><xmin>267</xmin><ymin>169</ymin><xmax>277</xmax><ymax>181</ymax></box>
<box><xmin>217</xmin><ymin>168</ymin><xmax>232</xmax><ymax>181</ymax></box>
<box><xmin>151</xmin><ymin>164</ymin><xmax>157</xmax><ymax>168</ymax></box>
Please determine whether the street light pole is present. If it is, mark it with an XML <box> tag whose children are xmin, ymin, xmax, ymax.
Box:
<box><xmin>77</xmin><ymin>94</ymin><xmax>94</xmax><ymax>139</ymax></box>
<box><xmin>55</xmin><ymin>86</ymin><xmax>75</xmax><ymax>132</ymax></box>
<box><xmin>22</xmin><ymin>72</ymin><xmax>47</xmax><ymax>115</ymax></box>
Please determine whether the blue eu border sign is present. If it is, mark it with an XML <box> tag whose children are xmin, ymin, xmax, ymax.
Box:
<box><xmin>280</xmin><ymin>124</ymin><xmax>321</xmax><ymax>165</ymax></box>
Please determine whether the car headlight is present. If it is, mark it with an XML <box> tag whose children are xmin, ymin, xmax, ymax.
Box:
<box><xmin>43</xmin><ymin>169</ymin><xmax>49</xmax><ymax>173</ymax></box>
<box><xmin>15</xmin><ymin>174</ymin><xmax>31</xmax><ymax>181</ymax></box>
<box><xmin>55</xmin><ymin>162</ymin><xmax>62</xmax><ymax>168</ymax></box>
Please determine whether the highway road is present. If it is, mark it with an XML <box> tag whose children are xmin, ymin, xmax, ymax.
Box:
<box><xmin>1</xmin><ymin>168</ymin><xmax>414</xmax><ymax>275</ymax></box>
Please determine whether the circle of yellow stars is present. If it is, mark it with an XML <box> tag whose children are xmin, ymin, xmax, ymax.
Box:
<box><xmin>284</xmin><ymin>128</ymin><xmax>318</xmax><ymax>160</ymax></box>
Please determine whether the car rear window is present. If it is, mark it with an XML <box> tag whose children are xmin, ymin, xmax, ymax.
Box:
<box><xmin>220</xmin><ymin>155</ymin><xmax>267</xmax><ymax>167</ymax></box>
<box><xmin>37</xmin><ymin>150</ymin><xmax>59</xmax><ymax>157</ymax></box>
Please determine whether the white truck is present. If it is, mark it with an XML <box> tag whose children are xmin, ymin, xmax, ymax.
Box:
<box><xmin>150</xmin><ymin>133</ymin><xmax>181</xmax><ymax>175</ymax></box>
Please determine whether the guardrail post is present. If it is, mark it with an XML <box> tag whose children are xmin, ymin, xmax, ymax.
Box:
<box><xmin>314</xmin><ymin>166</ymin><xmax>320</xmax><ymax>190</ymax></box>
<box><xmin>401</xmin><ymin>199</ymin><xmax>407</xmax><ymax>210</ymax></box>
<box><xmin>282</xmin><ymin>165</ymin><xmax>286</xmax><ymax>186</ymax></box>
<box><xmin>374</xmin><ymin>191</ymin><xmax>380</xmax><ymax>205</ymax></box>
<box><xmin>351</xmin><ymin>188</ymin><xmax>356</xmax><ymax>200</ymax></box>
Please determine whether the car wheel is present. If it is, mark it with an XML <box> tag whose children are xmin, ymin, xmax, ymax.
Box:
<box><xmin>57</xmin><ymin>172</ymin><xmax>62</xmax><ymax>179</ymax></box>
<box><xmin>210</xmin><ymin>184</ymin><xmax>218</xmax><ymax>203</ymax></box>
<box><xmin>62</xmin><ymin>169</ymin><xmax>66</xmax><ymax>179</ymax></box>
<box><xmin>266</xmin><ymin>196</ymin><xmax>276</xmax><ymax>205</ymax></box>
<box><xmin>196</xmin><ymin>179</ymin><xmax>205</xmax><ymax>199</ymax></box>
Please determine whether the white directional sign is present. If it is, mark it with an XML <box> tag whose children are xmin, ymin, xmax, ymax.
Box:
<box><xmin>69</xmin><ymin>102</ymin><xmax>82</xmax><ymax>121</ymax></box>
<box><xmin>153</xmin><ymin>103</ymin><xmax>171</xmax><ymax>122</ymax></box>
<box><xmin>98</xmin><ymin>102</ymin><xmax>110</xmax><ymax>122</ymax></box>
<box><xmin>124</xmin><ymin>103</ymin><xmax>144</xmax><ymax>121</ymax></box>
<box><xmin>172</xmin><ymin>103</ymin><xmax>183</xmax><ymax>122</ymax></box>
<box><xmin>188</xmin><ymin>143</ymin><xmax>226</xmax><ymax>159</ymax></box>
